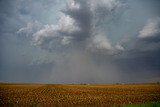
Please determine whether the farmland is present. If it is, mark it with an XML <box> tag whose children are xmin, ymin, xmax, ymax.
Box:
<box><xmin>0</xmin><ymin>83</ymin><xmax>160</xmax><ymax>107</ymax></box>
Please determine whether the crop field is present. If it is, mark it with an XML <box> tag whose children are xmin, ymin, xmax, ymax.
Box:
<box><xmin>0</xmin><ymin>83</ymin><xmax>160</xmax><ymax>107</ymax></box>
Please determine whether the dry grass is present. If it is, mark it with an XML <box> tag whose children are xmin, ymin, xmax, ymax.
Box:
<box><xmin>0</xmin><ymin>83</ymin><xmax>160</xmax><ymax>107</ymax></box>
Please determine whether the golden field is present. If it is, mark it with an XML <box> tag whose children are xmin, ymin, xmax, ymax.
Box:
<box><xmin>0</xmin><ymin>83</ymin><xmax>160</xmax><ymax>107</ymax></box>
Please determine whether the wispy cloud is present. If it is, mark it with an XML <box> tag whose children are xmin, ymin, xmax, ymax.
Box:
<box><xmin>138</xmin><ymin>17</ymin><xmax>160</xmax><ymax>39</ymax></box>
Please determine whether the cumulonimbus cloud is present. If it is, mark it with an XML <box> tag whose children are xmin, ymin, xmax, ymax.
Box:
<box><xmin>18</xmin><ymin>0</ymin><xmax>125</xmax><ymax>54</ymax></box>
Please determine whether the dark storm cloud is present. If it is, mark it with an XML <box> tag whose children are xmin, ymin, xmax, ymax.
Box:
<box><xmin>1</xmin><ymin>0</ymin><xmax>160</xmax><ymax>83</ymax></box>
<box><xmin>114</xmin><ymin>48</ymin><xmax>160</xmax><ymax>82</ymax></box>
<box><xmin>15</xmin><ymin>0</ymin><xmax>128</xmax><ymax>83</ymax></box>
<box><xmin>62</xmin><ymin>0</ymin><xmax>92</xmax><ymax>41</ymax></box>
<box><xmin>115</xmin><ymin>17</ymin><xmax>160</xmax><ymax>82</ymax></box>
<box><xmin>136</xmin><ymin>17</ymin><xmax>160</xmax><ymax>52</ymax></box>
<box><xmin>31</xmin><ymin>0</ymin><xmax>124</xmax><ymax>54</ymax></box>
<box><xmin>0</xmin><ymin>0</ymin><xmax>63</xmax><ymax>83</ymax></box>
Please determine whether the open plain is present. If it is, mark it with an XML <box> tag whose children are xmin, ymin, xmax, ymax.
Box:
<box><xmin>0</xmin><ymin>83</ymin><xmax>160</xmax><ymax>107</ymax></box>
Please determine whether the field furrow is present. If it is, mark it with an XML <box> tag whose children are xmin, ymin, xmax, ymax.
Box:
<box><xmin>0</xmin><ymin>83</ymin><xmax>160</xmax><ymax>107</ymax></box>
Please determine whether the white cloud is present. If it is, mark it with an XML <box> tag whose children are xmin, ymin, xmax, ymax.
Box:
<box><xmin>17</xmin><ymin>21</ymin><xmax>42</xmax><ymax>36</ymax></box>
<box><xmin>31</xmin><ymin>15</ymin><xmax>81</xmax><ymax>48</ymax></box>
<box><xmin>31</xmin><ymin>14</ymin><xmax>81</xmax><ymax>47</ymax></box>
<box><xmin>87</xmin><ymin>34</ymin><xmax>125</xmax><ymax>55</ymax></box>
<box><xmin>67</xmin><ymin>0</ymin><xmax>80</xmax><ymax>11</ymax></box>
<box><xmin>138</xmin><ymin>17</ymin><xmax>160</xmax><ymax>38</ymax></box>
<box><xmin>32</xmin><ymin>25</ymin><xmax>58</xmax><ymax>46</ymax></box>
<box><xmin>58</xmin><ymin>15</ymin><xmax>81</xmax><ymax>35</ymax></box>
<box><xmin>115</xmin><ymin>44</ymin><xmax>124</xmax><ymax>51</ymax></box>
<box><xmin>88</xmin><ymin>34</ymin><xmax>112</xmax><ymax>51</ymax></box>
<box><xmin>61</xmin><ymin>36</ymin><xmax>73</xmax><ymax>45</ymax></box>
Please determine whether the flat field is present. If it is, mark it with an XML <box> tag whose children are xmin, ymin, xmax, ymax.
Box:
<box><xmin>0</xmin><ymin>83</ymin><xmax>160</xmax><ymax>107</ymax></box>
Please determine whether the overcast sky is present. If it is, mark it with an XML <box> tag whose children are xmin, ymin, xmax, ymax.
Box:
<box><xmin>0</xmin><ymin>0</ymin><xmax>160</xmax><ymax>83</ymax></box>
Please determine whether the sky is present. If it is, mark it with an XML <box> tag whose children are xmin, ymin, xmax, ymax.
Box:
<box><xmin>0</xmin><ymin>0</ymin><xmax>160</xmax><ymax>84</ymax></box>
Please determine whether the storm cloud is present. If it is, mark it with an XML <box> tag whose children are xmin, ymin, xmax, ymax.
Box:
<box><xmin>0</xmin><ymin>0</ymin><xmax>160</xmax><ymax>83</ymax></box>
<box><xmin>27</xmin><ymin>0</ymin><xmax>125</xmax><ymax>55</ymax></box>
